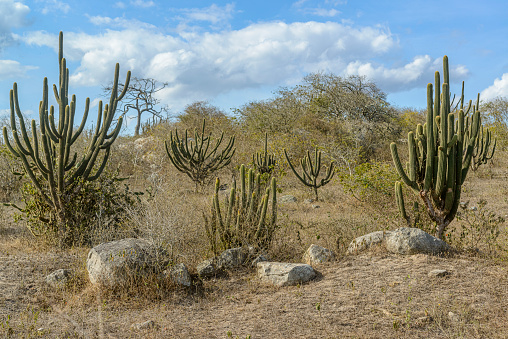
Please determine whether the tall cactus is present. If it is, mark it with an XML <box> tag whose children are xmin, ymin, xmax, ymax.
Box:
<box><xmin>165</xmin><ymin>118</ymin><xmax>235</xmax><ymax>191</ymax></box>
<box><xmin>203</xmin><ymin>164</ymin><xmax>277</xmax><ymax>254</ymax></box>
<box><xmin>390</xmin><ymin>55</ymin><xmax>493</xmax><ymax>240</ymax></box>
<box><xmin>471</xmin><ymin>123</ymin><xmax>496</xmax><ymax>171</ymax></box>
<box><xmin>253</xmin><ymin>132</ymin><xmax>276</xmax><ymax>175</ymax></box>
<box><xmin>3</xmin><ymin>32</ymin><xmax>130</xmax><ymax>242</ymax></box>
<box><xmin>284</xmin><ymin>147</ymin><xmax>335</xmax><ymax>201</ymax></box>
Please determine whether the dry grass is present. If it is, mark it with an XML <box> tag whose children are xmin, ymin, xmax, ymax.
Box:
<box><xmin>1</xmin><ymin>132</ymin><xmax>508</xmax><ymax>337</ymax></box>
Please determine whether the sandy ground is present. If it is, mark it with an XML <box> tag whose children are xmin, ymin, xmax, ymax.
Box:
<box><xmin>1</xmin><ymin>238</ymin><xmax>507</xmax><ymax>338</ymax></box>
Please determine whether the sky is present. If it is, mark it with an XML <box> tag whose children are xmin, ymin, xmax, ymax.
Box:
<box><xmin>1</xmin><ymin>0</ymin><xmax>508</xmax><ymax>132</ymax></box>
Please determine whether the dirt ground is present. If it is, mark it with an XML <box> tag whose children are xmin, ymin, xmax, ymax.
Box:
<box><xmin>1</xmin><ymin>226</ymin><xmax>508</xmax><ymax>339</ymax></box>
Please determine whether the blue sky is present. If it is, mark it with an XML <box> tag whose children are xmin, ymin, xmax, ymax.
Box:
<box><xmin>1</xmin><ymin>0</ymin><xmax>508</xmax><ymax>131</ymax></box>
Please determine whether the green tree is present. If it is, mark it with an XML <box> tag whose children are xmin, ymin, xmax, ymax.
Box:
<box><xmin>482</xmin><ymin>97</ymin><xmax>508</xmax><ymax>149</ymax></box>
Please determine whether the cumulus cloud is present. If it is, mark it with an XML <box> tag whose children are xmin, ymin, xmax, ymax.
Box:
<box><xmin>0</xmin><ymin>0</ymin><xmax>30</xmax><ymax>50</ymax></box>
<box><xmin>344</xmin><ymin>55</ymin><xmax>469</xmax><ymax>92</ymax></box>
<box><xmin>0</xmin><ymin>60</ymin><xmax>37</xmax><ymax>80</ymax></box>
<box><xmin>20</xmin><ymin>21</ymin><xmax>400</xmax><ymax>108</ymax></box>
<box><xmin>19</xmin><ymin>20</ymin><xmax>470</xmax><ymax>110</ymax></box>
<box><xmin>481</xmin><ymin>73</ymin><xmax>508</xmax><ymax>100</ymax></box>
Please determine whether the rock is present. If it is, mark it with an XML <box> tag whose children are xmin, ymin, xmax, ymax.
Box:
<box><xmin>303</xmin><ymin>244</ymin><xmax>335</xmax><ymax>265</ymax></box>
<box><xmin>347</xmin><ymin>231</ymin><xmax>391</xmax><ymax>254</ymax></box>
<box><xmin>428</xmin><ymin>269</ymin><xmax>449</xmax><ymax>277</ymax></box>
<box><xmin>257</xmin><ymin>262</ymin><xmax>316</xmax><ymax>287</ymax></box>
<box><xmin>304</xmin><ymin>199</ymin><xmax>314</xmax><ymax>204</ymax></box>
<box><xmin>217</xmin><ymin>247</ymin><xmax>248</xmax><ymax>269</ymax></box>
<box><xmin>385</xmin><ymin>228</ymin><xmax>450</xmax><ymax>255</ymax></box>
<box><xmin>311</xmin><ymin>205</ymin><xmax>320</xmax><ymax>209</ymax></box>
<box><xmin>86</xmin><ymin>238</ymin><xmax>169</xmax><ymax>287</ymax></box>
<box><xmin>196</xmin><ymin>258</ymin><xmax>218</xmax><ymax>279</ymax></box>
<box><xmin>280</xmin><ymin>195</ymin><xmax>297</xmax><ymax>203</ymax></box>
<box><xmin>448</xmin><ymin>311</ymin><xmax>460</xmax><ymax>322</ymax></box>
<box><xmin>251</xmin><ymin>254</ymin><xmax>268</xmax><ymax>267</ymax></box>
<box><xmin>45</xmin><ymin>269</ymin><xmax>72</xmax><ymax>288</ymax></box>
<box><xmin>130</xmin><ymin>320</ymin><xmax>157</xmax><ymax>330</ymax></box>
<box><xmin>165</xmin><ymin>263</ymin><xmax>191</xmax><ymax>287</ymax></box>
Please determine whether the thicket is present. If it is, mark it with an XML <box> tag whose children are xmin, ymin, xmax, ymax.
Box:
<box><xmin>1</xmin><ymin>45</ymin><xmax>505</xmax><ymax>258</ymax></box>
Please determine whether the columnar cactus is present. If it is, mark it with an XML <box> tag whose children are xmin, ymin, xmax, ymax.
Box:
<box><xmin>471</xmin><ymin>124</ymin><xmax>496</xmax><ymax>171</ymax></box>
<box><xmin>203</xmin><ymin>164</ymin><xmax>277</xmax><ymax>254</ymax></box>
<box><xmin>165</xmin><ymin>118</ymin><xmax>235</xmax><ymax>191</ymax></box>
<box><xmin>253</xmin><ymin>132</ymin><xmax>276</xmax><ymax>174</ymax></box>
<box><xmin>390</xmin><ymin>56</ymin><xmax>494</xmax><ymax>240</ymax></box>
<box><xmin>284</xmin><ymin>147</ymin><xmax>335</xmax><ymax>201</ymax></box>
<box><xmin>3</xmin><ymin>32</ymin><xmax>130</xmax><ymax>241</ymax></box>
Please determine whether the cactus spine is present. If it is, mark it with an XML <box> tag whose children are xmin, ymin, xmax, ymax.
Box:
<box><xmin>390</xmin><ymin>56</ymin><xmax>493</xmax><ymax>240</ymax></box>
<box><xmin>165</xmin><ymin>118</ymin><xmax>235</xmax><ymax>191</ymax></box>
<box><xmin>204</xmin><ymin>165</ymin><xmax>277</xmax><ymax>254</ymax></box>
<box><xmin>284</xmin><ymin>147</ymin><xmax>335</xmax><ymax>201</ymax></box>
<box><xmin>253</xmin><ymin>132</ymin><xmax>276</xmax><ymax>174</ymax></box>
<box><xmin>3</xmin><ymin>32</ymin><xmax>130</xmax><ymax>241</ymax></box>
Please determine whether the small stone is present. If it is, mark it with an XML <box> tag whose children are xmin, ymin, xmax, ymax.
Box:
<box><xmin>196</xmin><ymin>258</ymin><xmax>218</xmax><ymax>279</ymax></box>
<box><xmin>217</xmin><ymin>247</ymin><xmax>248</xmax><ymax>269</ymax></box>
<box><xmin>303</xmin><ymin>244</ymin><xmax>335</xmax><ymax>265</ymax></box>
<box><xmin>311</xmin><ymin>205</ymin><xmax>320</xmax><ymax>209</ymax></box>
<box><xmin>130</xmin><ymin>320</ymin><xmax>156</xmax><ymax>330</ymax></box>
<box><xmin>280</xmin><ymin>195</ymin><xmax>297</xmax><ymax>203</ymax></box>
<box><xmin>257</xmin><ymin>262</ymin><xmax>316</xmax><ymax>287</ymax></box>
<box><xmin>304</xmin><ymin>199</ymin><xmax>314</xmax><ymax>204</ymax></box>
<box><xmin>45</xmin><ymin>269</ymin><xmax>72</xmax><ymax>288</ymax></box>
<box><xmin>347</xmin><ymin>231</ymin><xmax>391</xmax><ymax>254</ymax></box>
<box><xmin>428</xmin><ymin>269</ymin><xmax>449</xmax><ymax>277</ymax></box>
<box><xmin>165</xmin><ymin>263</ymin><xmax>191</xmax><ymax>287</ymax></box>
<box><xmin>448</xmin><ymin>311</ymin><xmax>460</xmax><ymax>322</ymax></box>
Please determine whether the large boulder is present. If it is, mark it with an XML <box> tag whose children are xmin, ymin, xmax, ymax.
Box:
<box><xmin>257</xmin><ymin>262</ymin><xmax>316</xmax><ymax>287</ymax></box>
<box><xmin>303</xmin><ymin>244</ymin><xmax>335</xmax><ymax>265</ymax></box>
<box><xmin>347</xmin><ymin>231</ymin><xmax>392</xmax><ymax>254</ymax></box>
<box><xmin>87</xmin><ymin>238</ymin><xmax>169</xmax><ymax>287</ymax></box>
<box><xmin>347</xmin><ymin>228</ymin><xmax>450</xmax><ymax>255</ymax></box>
<box><xmin>164</xmin><ymin>263</ymin><xmax>192</xmax><ymax>287</ymax></box>
<box><xmin>385</xmin><ymin>227</ymin><xmax>450</xmax><ymax>255</ymax></box>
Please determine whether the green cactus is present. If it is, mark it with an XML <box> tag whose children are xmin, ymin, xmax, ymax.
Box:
<box><xmin>3</xmin><ymin>32</ymin><xmax>130</xmax><ymax>243</ymax></box>
<box><xmin>165</xmin><ymin>118</ymin><xmax>235</xmax><ymax>191</ymax></box>
<box><xmin>253</xmin><ymin>132</ymin><xmax>276</xmax><ymax>175</ymax></box>
<box><xmin>390</xmin><ymin>55</ymin><xmax>494</xmax><ymax>240</ymax></box>
<box><xmin>470</xmin><ymin>123</ymin><xmax>496</xmax><ymax>171</ymax></box>
<box><xmin>284</xmin><ymin>147</ymin><xmax>335</xmax><ymax>201</ymax></box>
<box><xmin>203</xmin><ymin>164</ymin><xmax>277</xmax><ymax>254</ymax></box>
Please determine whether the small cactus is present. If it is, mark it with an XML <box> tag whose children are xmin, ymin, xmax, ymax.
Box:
<box><xmin>284</xmin><ymin>147</ymin><xmax>335</xmax><ymax>201</ymax></box>
<box><xmin>253</xmin><ymin>132</ymin><xmax>276</xmax><ymax>175</ymax></box>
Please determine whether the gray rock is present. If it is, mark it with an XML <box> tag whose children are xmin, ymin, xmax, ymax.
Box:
<box><xmin>280</xmin><ymin>195</ymin><xmax>297</xmax><ymax>203</ymax></box>
<box><xmin>303</xmin><ymin>244</ymin><xmax>335</xmax><ymax>265</ymax></box>
<box><xmin>257</xmin><ymin>262</ymin><xmax>316</xmax><ymax>287</ymax></box>
<box><xmin>428</xmin><ymin>269</ymin><xmax>449</xmax><ymax>277</ymax></box>
<box><xmin>165</xmin><ymin>263</ymin><xmax>191</xmax><ymax>287</ymax></box>
<box><xmin>45</xmin><ymin>269</ymin><xmax>72</xmax><ymax>288</ymax></box>
<box><xmin>217</xmin><ymin>247</ymin><xmax>248</xmax><ymax>269</ymax></box>
<box><xmin>347</xmin><ymin>231</ymin><xmax>391</xmax><ymax>254</ymax></box>
<box><xmin>448</xmin><ymin>311</ymin><xmax>460</xmax><ymax>322</ymax></box>
<box><xmin>304</xmin><ymin>199</ymin><xmax>314</xmax><ymax>204</ymax></box>
<box><xmin>311</xmin><ymin>205</ymin><xmax>320</xmax><ymax>209</ymax></box>
<box><xmin>385</xmin><ymin>227</ymin><xmax>450</xmax><ymax>255</ymax></box>
<box><xmin>130</xmin><ymin>320</ymin><xmax>157</xmax><ymax>330</ymax></box>
<box><xmin>196</xmin><ymin>258</ymin><xmax>218</xmax><ymax>279</ymax></box>
<box><xmin>86</xmin><ymin>238</ymin><xmax>169</xmax><ymax>287</ymax></box>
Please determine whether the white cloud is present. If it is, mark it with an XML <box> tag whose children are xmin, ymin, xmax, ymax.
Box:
<box><xmin>178</xmin><ymin>3</ymin><xmax>235</xmax><ymax>25</ymax></box>
<box><xmin>130</xmin><ymin>0</ymin><xmax>154</xmax><ymax>8</ymax></box>
<box><xmin>344</xmin><ymin>55</ymin><xmax>469</xmax><ymax>92</ymax></box>
<box><xmin>24</xmin><ymin>21</ymin><xmax>469</xmax><ymax>110</ymax></box>
<box><xmin>0</xmin><ymin>0</ymin><xmax>30</xmax><ymax>50</ymax></box>
<box><xmin>0</xmin><ymin>60</ymin><xmax>37</xmax><ymax>80</ymax></box>
<box><xmin>114</xmin><ymin>1</ymin><xmax>126</xmax><ymax>8</ymax></box>
<box><xmin>88</xmin><ymin>15</ymin><xmax>156</xmax><ymax>29</ymax></box>
<box><xmin>481</xmin><ymin>73</ymin><xmax>508</xmax><ymax>100</ymax></box>
<box><xmin>38</xmin><ymin>0</ymin><xmax>70</xmax><ymax>14</ymax></box>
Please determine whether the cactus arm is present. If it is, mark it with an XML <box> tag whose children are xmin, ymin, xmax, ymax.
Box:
<box><xmin>270</xmin><ymin>177</ymin><xmax>277</xmax><ymax>226</ymax></box>
<box><xmin>284</xmin><ymin>149</ymin><xmax>310</xmax><ymax>186</ymax></box>
<box><xmin>390</xmin><ymin>142</ymin><xmax>418</xmax><ymax>192</ymax></box>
